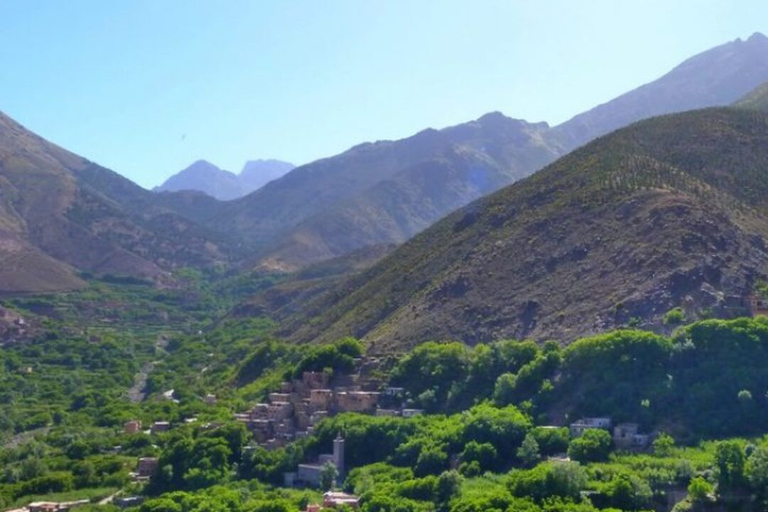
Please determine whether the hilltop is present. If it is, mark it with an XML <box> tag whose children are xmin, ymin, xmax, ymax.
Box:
<box><xmin>280</xmin><ymin>107</ymin><xmax>768</xmax><ymax>349</ymax></box>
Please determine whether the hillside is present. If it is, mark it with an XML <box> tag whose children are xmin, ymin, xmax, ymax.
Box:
<box><xmin>0</xmin><ymin>111</ymin><xmax>238</xmax><ymax>292</ymax></box>
<box><xmin>217</xmin><ymin>33</ymin><xmax>768</xmax><ymax>270</ymax></box>
<box><xmin>734</xmin><ymin>79</ymin><xmax>768</xmax><ymax>112</ymax></box>
<box><xmin>280</xmin><ymin>107</ymin><xmax>768</xmax><ymax>350</ymax></box>
<box><xmin>155</xmin><ymin>159</ymin><xmax>294</xmax><ymax>200</ymax></box>
<box><xmin>553</xmin><ymin>32</ymin><xmax>768</xmax><ymax>149</ymax></box>
<box><xmin>253</xmin><ymin>114</ymin><xmax>562</xmax><ymax>270</ymax></box>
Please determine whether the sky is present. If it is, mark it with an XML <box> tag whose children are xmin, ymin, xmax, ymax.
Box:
<box><xmin>1</xmin><ymin>1</ymin><xmax>766</xmax><ymax>189</ymax></box>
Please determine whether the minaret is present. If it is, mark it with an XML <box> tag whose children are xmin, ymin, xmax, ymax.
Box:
<box><xmin>333</xmin><ymin>432</ymin><xmax>345</xmax><ymax>473</ymax></box>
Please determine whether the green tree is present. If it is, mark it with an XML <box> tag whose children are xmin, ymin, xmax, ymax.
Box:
<box><xmin>517</xmin><ymin>433</ymin><xmax>541</xmax><ymax>467</ymax></box>
<box><xmin>415</xmin><ymin>446</ymin><xmax>449</xmax><ymax>477</ymax></box>
<box><xmin>567</xmin><ymin>429</ymin><xmax>611</xmax><ymax>463</ymax></box>
<box><xmin>435</xmin><ymin>470</ymin><xmax>462</xmax><ymax>509</ymax></box>
<box><xmin>461</xmin><ymin>441</ymin><xmax>497</xmax><ymax>472</ymax></box>
<box><xmin>320</xmin><ymin>461</ymin><xmax>339</xmax><ymax>491</ymax></box>
<box><xmin>687</xmin><ymin>476</ymin><xmax>713</xmax><ymax>503</ymax></box>
<box><xmin>746</xmin><ymin>446</ymin><xmax>768</xmax><ymax>501</ymax></box>
<box><xmin>652</xmin><ymin>433</ymin><xmax>675</xmax><ymax>457</ymax></box>
<box><xmin>139</xmin><ymin>497</ymin><xmax>183</xmax><ymax>512</ymax></box>
<box><xmin>715</xmin><ymin>441</ymin><xmax>745</xmax><ymax>493</ymax></box>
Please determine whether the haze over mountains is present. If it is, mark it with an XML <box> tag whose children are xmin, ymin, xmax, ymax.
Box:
<box><xmin>155</xmin><ymin>159</ymin><xmax>295</xmax><ymax>200</ymax></box>
<box><xmin>1</xmin><ymin>32</ymin><xmax>768</xmax><ymax>310</ymax></box>
<box><xmin>226</xmin><ymin>32</ymin><xmax>768</xmax><ymax>271</ymax></box>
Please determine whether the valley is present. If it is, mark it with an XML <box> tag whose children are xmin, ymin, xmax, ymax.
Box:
<box><xmin>1</xmin><ymin>25</ymin><xmax>768</xmax><ymax>512</ymax></box>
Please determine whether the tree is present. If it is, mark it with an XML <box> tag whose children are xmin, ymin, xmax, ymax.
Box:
<box><xmin>715</xmin><ymin>441</ymin><xmax>745</xmax><ymax>493</ymax></box>
<box><xmin>746</xmin><ymin>446</ymin><xmax>768</xmax><ymax>501</ymax></box>
<box><xmin>139</xmin><ymin>498</ymin><xmax>182</xmax><ymax>512</ymax></box>
<box><xmin>415</xmin><ymin>447</ymin><xmax>449</xmax><ymax>477</ymax></box>
<box><xmin>508</xmin><ymin>462</ymin><xmax>587</xmax><ymax>503</ymax></box>
<box><xmin>605</xmin><ymin>473</ymin><xmax>652</xmax><ymax>510</ymax></box>
<box><xmin>567</xmin><ymin>429</ymin><xmax>611</xmax><ymax>463</ymax></box>
<box><xmin>320</xmin><ymin>461</ymin><xmax>339</xmax><ymax>491</ymax></box>
<box><xmin>652</xmin><ymin>433</ymin><xmax>675</xmax><ymax>457</ymax></box>
<box><xmin>461</xmin><ymin>441</ymin><xmax>497</xmax><ymax>472</ymax></box>
<box><xmin>436</xmin><ymin>470</ymin><xmax>462</xmax><ymax>509</ymax></box>
<box><xmin>517</xmin><ymin>433</ymin><xmax>541</xmax><ymax>467</ymax></box>
<box><xmin>687</xmin><ymin>476</ymin><xmax>713</xmax><ymax>503</ymax></box>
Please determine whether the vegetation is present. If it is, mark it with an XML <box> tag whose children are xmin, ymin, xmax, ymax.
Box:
<box><xmin>4</xmin><ymin>255</ymin><xmax>768</xmax><ymax>510</ymax></box>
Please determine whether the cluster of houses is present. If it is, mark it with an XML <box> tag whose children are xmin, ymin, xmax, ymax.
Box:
<box><xmin>234</xmin><ymin>367</ymin><xmax>422</xmax><ymax>451</ymax></box>
<box><xmin>569</xmin><ymin>417</ymin><xmax>652</xmax><ymax>450</ymax></box>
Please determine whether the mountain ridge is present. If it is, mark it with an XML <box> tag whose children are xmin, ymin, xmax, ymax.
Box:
<box><xmin>278</xmin><ymin>106</ymin><xmax>768</xmax><ymax>350</ymax></box>
<box><xmin>0</xmin><ymin>110</ymin><xmax>239</xmax><ymax>292</ymax></box>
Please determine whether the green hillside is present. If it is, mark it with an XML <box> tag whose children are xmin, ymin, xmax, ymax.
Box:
<box><xmin>280</xmin><ymin>107</ymin><xmax>768</xmax><ymax>349</ymax></box>
<box><xmin>0</xmin><ymin>111</ymin><xmax>242</xmax><ymax>292</ymax></box>
<box><xmin>734</xmin><ymin>80</ymin><xmax>768</xmax><ymax>112</ymax></box>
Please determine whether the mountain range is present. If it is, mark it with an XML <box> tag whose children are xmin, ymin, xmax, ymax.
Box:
<box><xmin>154</xmin><ymin>159</ymin><xmax>295</xmax><ymax>201</ymax></box>
<box><xmin>1</xmin><ymin>33</ymin><xmax>768</xmax><ymax>303</ymax></box>
<box><xmin>0</xmin><ymin>112</ymin><xmax>240</xmax><ymax>293</ymax></box>
<box><xmin>218</xmin><ymin>32</ymin><xmax>768</xmax><ymax>271</ymax></box>
<box><xmin>280</xmin><ymin>98</ymin><xmax>768</xmax><ymax>349</ymax></box>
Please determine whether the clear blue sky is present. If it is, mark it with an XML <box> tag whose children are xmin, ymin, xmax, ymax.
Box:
<box><xmin>1</xmin><ymin>0</ymin><xmax>766</xmax><ymax>188</ymax></box>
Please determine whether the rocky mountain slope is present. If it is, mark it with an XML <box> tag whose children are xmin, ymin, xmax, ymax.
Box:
<box><xmin>0</xmin><ymin>111</ymin><xmax>238</xmax><ymax>293</ymax></box>
<box><xmin>735</xmin><ymin>79</ymin><xmax>768</xmax><ymax>112</ymax></box>
<box><xmin>552</xmin><ymin>32</ymin><xmax>768</xmax><ymax>149</ymax></box>
<box><xmin>250</xmin><ymin>114</ymin><xmax>562</xmax><ymax>271</ymax></box>
<box><xmin>280</xmin><ymin>107</ymin><xmax>768</xmax><ymax>350</ymax></box>
<box><xmin>230</xmin><ymin>33</ymin><xmax>768</xmax><ymax>270</ymax></box>
<box><xmin>155</xmin><ymin>159</ymin><xmax>294</xmax><ymax>200</ymax></box>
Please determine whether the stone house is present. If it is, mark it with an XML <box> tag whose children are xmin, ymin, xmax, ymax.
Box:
<box><xmin>336</xmin><ymin>391</ymin><xmax>380</xmax><ymax>413</ymax></box>
<box><xmin>613</xmin><ymin>423</ymin><xmax>651</xmax><ymax>450</ymax></box>
<box><xmin>124</xmin><ymin>420</ymin><xmax>142</xmax><ymax>434</ymax></box>
<box><xmin>150</xmin><ymin>421</ymin><xmax>170</xmax><ymax>434</ymax></box>
<box><xmin>309</xmin><ymin>389</ymin><xmax>334</xmax><ymax>411</ymax></box>
<box><xmin>137</xmin><ymin>457</ymin><xmax>158</xmax><ymax>477</ymax></box>
<box><xmin>288</xmin><ymin>434</ymin><xmax>346</xmax><ymax>488</ymax></box>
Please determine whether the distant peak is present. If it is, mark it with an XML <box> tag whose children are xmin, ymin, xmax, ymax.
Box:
<box><xmin>477</xmin><ymin>111</ymin><xmax>510</xmax><ymax>123</ymax></box>
<box><xmin>748</xmin><ymin>32</ymin><xmax>768</xmax><ymax>43</ymax></box>
<box><xmin>475</xmin><ymin>111</ymin><xmax>548</xmax><ymax>130</ymax></box>
<box><xmin>185</xmin><ymin>159</ymin><xmax>220</xmax><ymax>171</ymax></box>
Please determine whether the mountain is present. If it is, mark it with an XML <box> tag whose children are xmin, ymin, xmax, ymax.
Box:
<box><xmin>734</xmin><ymin>80</ymin><xmax>768</xmax><ymax>112</ymax></box>
<box><xmin>0</xmin><ymin>111</ymin><xmax>237</xmax><ymax>293</ymax></box>
<box><xmin>552</xmin><ymin>32</ymin><xmax>768</xmax><ymax>149</ymax></box>
<box><xmin>279</xmin><ymin>106</ymin><xmax>768</xmax><ymax>350</ymax></box>
<box><xmin>154</xmin><ymin>160</ymin><xmax>242</xmax><ymax>200</ymax></box>
<box><xmin>155</xmin><ymin>159</ymin><xmax>295</xmax><ymax>201</ymax></box>
<box><xmin>225</xmin><ymin>114</ymin><xmax>563</xmax><ymax>271</ymax></box>
<box><xmin>205</xmin><ymin>33</ymin><xmax>768</xmax><ymax>271</ymax></box>
<box><xmin>238</xmin><ymin>159</ymin><xmax>296</xmax><ymax>192</ymax></box>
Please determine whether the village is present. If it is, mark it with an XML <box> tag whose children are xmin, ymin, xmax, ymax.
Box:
<box><xmin>232</xmin><ymin>356</ymin><xmax>423</xmax><ymax>453</ymax></box>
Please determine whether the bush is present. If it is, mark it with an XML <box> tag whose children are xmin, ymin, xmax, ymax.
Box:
<box><xmin>567</xmin><ymin>429</ymin><xmax>612</xmax><ymax>463</ymax></box>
